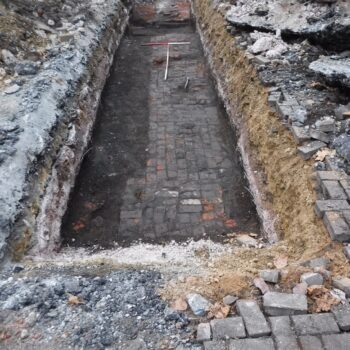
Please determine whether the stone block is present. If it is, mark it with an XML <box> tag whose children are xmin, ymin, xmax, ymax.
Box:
<box><xmin>321</xmin><ymin>180</ymin><xmax>347</xmax><ymax>199</ymax></box>
<box><xmin>332</xmin><ymin>304</ymin><xmax>350</xmax><ymax>331</ymax></box>
<box><xmin>269</xmin><ymin>316</ymin><xmax>295</xmax><ymax>336</ymax></box>
<box><xmin>291</xmin><ymin>313</ymin><xmax>340</xmax><ymax>335</ymax></box>
<box><xmin>340</xmin><ymin>178</ymin><xmax>350</xmax><ymax>199</ymax></box>
<box><xmin>263</xmin><ymin>292</ymin><xmax>307</xmax><ymax>316</ymax></box>
<box><xmin>236</xmin><ymin>300</ymin><xmax>271</xmax><ymax>337</ymax></box>
<box><xmin>310</xmin><ymin>129</ymin><xmax>330</xmax><ymax>143</ymax></box>
<box><xmin>197</xmin><ymin>323</ymin><xmax>211</xmax><ymax>341</ymax></box>
<box><xmin>260</xmin><ymin>270</ymin><xmax>280</xmax><ymax>284</ymax></box>
<box><xmin>315</xmin><ymin>118</ymin><xmax>335</xmax><ymax>132</ymax></box>
<box><xmin>274</xmin><ymin>335</ymin><xmax>299</xmax><ymax>350</ymax></box>
<box><xmin>323</xmin><ymin>211</ymin><xmax>350</xmax><ymax>242</ymax></box>
<box><xmin>210</xmin><ymin>317</ymin><xmax>246</xmax><ymax>340</ymax></box>
<box><xmin>291</xmin><ymin>126</ymin><xmax>310</xmax><ymax>145</ymax></box>
<box><xmin>332</xmin><ymin>277</ymin><xmax>350</xmax><ymax>296</ymax></box>
<box><xmin>204</xmin><ymin>340</ymin><xmax>227</xmax><ymax>350</ymax></box>
<box><xmin>344</xmin><ymin>246</ymin><xmax>350</xmax><ymax>261</ymax></box>
<box><xmin>301</xmin><ymin>257</ymin><xmax>330</xmax><ymax>269</ymax></box>
<box><xmin>317</xmin><ymin>171</ymin><xmax>347</xmax><ymax>184</ymax></box>
<box><xmin>298</xmin><ymin>141</ymin><xmax>326</xmax><ymax>160</ymax></box>
<box><xmin>299</xmin><ymin>335</ymin><xmax>323</xmax><ymax>350</ymax></box>
<box><xmin>228</xmin><ymin>338</ymin><xmax>275</xmax><ymax>350</ymax></box>
<box><xmin>187</xmin><ymin>293</ymin><xmax>212</xmax><ymax>316</ymax></box>
<box><xmin>315</xmin><ymin>200</ymin><xmax>350</xmax><ymax>218</ymax></box>
<box><xmin>300</xmin><ymin>272</ymin><xmax>324</xmax><ymax>286</ymax></box>
<box><xmin>223</xmin><ymin>295</ymin><xmax>238</xmax><ymax>305</ymax></box>
<box><xmin>322</xmin><ymin>333</ymin><xmax>350</xmax><ymax>350</ymax></box>
<box><xmin>268</xmin><ymin>92</ymin><xmax>282</xmax><ymax>108</ymax></box>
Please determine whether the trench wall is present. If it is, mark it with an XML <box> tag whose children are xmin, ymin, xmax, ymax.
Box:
<box><xmin>191</xmin><ymin>0</ymin><xmax>331</xmax><ymax>258</ymax></box>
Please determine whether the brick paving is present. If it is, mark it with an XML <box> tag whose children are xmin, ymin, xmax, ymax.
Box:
<box><xmin>117</xmin><ymin>28</ymin><xmax>259</xmax><ymax>243</ymax></box>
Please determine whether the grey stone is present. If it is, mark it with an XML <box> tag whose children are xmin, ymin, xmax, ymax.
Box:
<box><xmin>332</xmin><ymin>304</ymin><xmax>350</xmax><ymax>331</ymax></box>
<box><xmin>15</xmin><ymin>62</ymin><xmax>39</xmax><ymax>75</ymax></box>
<box><xmin>291</xmin><ymin>126</ymin><xmax>310</xmax><ymax>144</ymax></box>
<box><xmin>204</xmin><ymin>340</ymin><xmax>227</xmax><ymax>350</ymax></box>
<box><xmin>315</xmin><ymin>118</ymin><xmax>335</xmax><ymax>133</ymax></box>
<box><xmin>269</xmin><ymin>316</ymin><xmax>294</xmax><ymax>336</ymax></box>
<box><xmin>310</xmin><ymin>129</ymin><xmax>330</xmax><ymax>143</ymax></box>
<box><xmin>291</xmin><ymin>313</ymin><xmax>340</xmax><ymax>335</ymax></box>
<box><xmin>260</xmin><ymin>270</ymin><xmax>280</xmax><ymax>284</ymax></box>
<box><xmin>332</xmin><ymin>277</ymin><xmax>350</xmax><ymax>296</ymax></box>
<box><xmin>228</xmin><ymin>338</ymin><xmax>275</xmax><ymax>350</ymax></box>
<box><xmin>340</xmin><ymin>179</ymin><xmax>350</xmax><ymax>199</ymax></box>
<box><xmin>274</xmin><ymin>335</ymin><xmax>299</xmax><ymax>350</ymax></box>
<box><xmin>322</xmin><ymin>181</ymin><xmax>347</xmax><ymax>200</ymax></box>
<box><xmin>223</xmin><ymin>295</ymin><xmax>238</xmax><ymax>305</ymax></box>
<box><xmin>301</xmin><ymin>257</ymin><xmax>330</xmax><ymax>269</ymax></box>
<box><xmin>323</xmin><ymin>211</ymin><xmax>350</xmax><ymax>242</ymax></box>
<box><xmin>210</xmin><ymin>317</ymin><xmax>246</xmax><ymax>340</ymax></box>
<box><xmin>299</xmin><ymin>335</ymin><xmax>323</xmax><ymax>350</ymax></box>
<box><xmin>300</xmin><ymin>272</ymin><xmax>324</xmax><ymax>286</ymax></box>
<box><xmin>315</xmin><ymin>200</ymin><xmax>350</xmax><ymax>218</ymax></box>
<box><xmin>344</xmin><ymin>246</ymin><xmax>350</xmax><ymax>261</ymax></box>
<box><xmin>197</xmin><ymin>323</ymin><xmax>211</xmax><ymax>341</ymax></box>
<box><xmin>310</xmin><ymin>57</ymin><xmax>350</xmax><ymax>89</ymax></box>
<box><xmin>263</xmin><ymin>292</ymin><xmax>307</xmax><ymax>316</ymax></box>
<box><xmin>236</xmin><ymin>300</ymin><xmax>270</xmax><ymax>337</ymax></box>
<box><xmin>4</xmin><ymin>84</ymin><xmax>20</xmax><ymax>95</ymax></box>
<box><xmin>322</xmin><ymin>333</ymin><xmax>350</xmax><ymax>350</ymax></box>
<box><xmin>187</xmin><ymin>293</ymin><xmax>212</xmax><ymax>316</ymax></box>
<box><xmin>298</xmin><ymin>141</ymin><xmax>326</xmax><ymax>160</ymax></box>
<box><xmin>316</xmin><ymin>171</ymin><xmax>347</xmax><ymax>184</ymax></box>
<box><xmin>333</xmin><ymin>134</ymin><xmax>350</xmax><ymax>162</ymax></box>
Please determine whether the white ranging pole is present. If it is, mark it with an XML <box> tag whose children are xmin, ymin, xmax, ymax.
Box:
<box><xmin>163</xmin><ymin>42</ymin><xmax>190</xmax><ymax>81</ymax></box>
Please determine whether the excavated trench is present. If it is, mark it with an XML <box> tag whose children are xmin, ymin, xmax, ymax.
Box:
<box><xmin>61</xmin><ymin>14</ymin><xmax>261</xmax><ymax>248</ymax></box>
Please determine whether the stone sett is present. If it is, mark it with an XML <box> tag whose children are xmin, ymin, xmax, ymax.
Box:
<box><xmin>291</xmin><ymin>313</ymin><xmax>340</xmax><ymax>335</ymax></box>
<box><xmin>236</xmin><ymin>300</ymin><xmax>271</xmax><ymax>337</ymax></box>
<box><xmin>228</xmin><ymin>338</ymin><xmax>275</xmax><ymax>350</ymax></box>
<box><xmin>210</xmin><ymin>317</ymin><xmax>246</xmax><ymax>340</ymax></box>
<box><xmin>263</xmin><ymin>292</ymin><xmax>308</xmax><ymax>316</ymax></box>
<box><xmin>298</xmin><ymin>335</ymin><xmax>323</xmax><ymax>350</ymax></box>
<box><xmin>197</xmin><ymin>323</ymin><xmax>212</xmax><ymax>341</ymax></box>
<box><xmin>332</xmin><ymin>303</ymin><xmax>350</xmax><ymax>331</ymax></box>
<box><xmin>269</xmin><ymin>316</ymin><xmax>295</xmax><ymax>336</ymax></box>
<box><xmin>322</xmin><ymin>333</ymin><xmax>350</xmax><ymax>350</ymax></box>
<box><xmin>274</xmin><ymin>335</ymin><xmax>299</xmax><ymax>350</ymax></box>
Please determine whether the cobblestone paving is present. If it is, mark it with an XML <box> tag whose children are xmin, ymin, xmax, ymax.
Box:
<box><xmin>200</xmin><ymin>300</ymin><xmax>350</xmax><ymax>350</ymax></box>
<box><xmin>118</xmin><ymin>28</ymin><xmax>259</xmax><ymax>243</ymax></box>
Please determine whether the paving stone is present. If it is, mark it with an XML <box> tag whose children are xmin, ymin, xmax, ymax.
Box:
<box><xmin>210</xmin><ymin>317</ymin><xmax>246</xmax><ymax>340</ymax></box>
<box><xmin>269</xmin><ymin>316</ymin><xmax>295</xmax><ymax>336</ymax></box>
<box><xmin>316</xmin><ymin>171</ymin><xmax>347</xmax><ymax>183</ymax></box>
<box><xmin>298</xmin><ymin>141</ymin><xmax>326</xmax><ymax>160</ymax></box>
<box><xmin>321</xmin><ymin>180</ymin><xmax>347</xmax><ymax>199</ymax></box>
<box><xmin>301</xmin><ymin>257</ymin><xmax>330</xmax><ymax>269</ymax></box>
<box><xmin>315</xmin><ymin>118</ymin><xmax>335</xmax><ymax>132</ymax></box>
<box><xmin>197</xmin><ymin>323</ymin><xmax>212</xmax><ymax>341</ymax></box>
<box><xmin>291</xmin><ymin>126</ymin><xmax>310</xmax><ymax>144</ymax></box>
<box><xmin>298</xmin><ymin>335</ymin><xmax>323</xmax><ymax>350</ymax></box>
<box><xmin>300</xmin><ymin>272</ymin><xmax>324</xmax><ymax>286</ymax></box>
<box><xmin>291</xmin><ymin>313</ymin><xmax>340</xmax><ymax>335</ymax></box>
<box><xmin>236</xmin><ymin>300</ymin><xmax>271</xmax><ymax>337</ymax></box>
<box><xmin>204</xmin><ymin>340</ymin><xmax>227</xmax><ymax>350</ymax></box>
<box><xmin>310</xmin><ymin>129</ymin><xmax>330</xmax><ymax>143</ymax></box>
<box><xmin>331</xmin><ymin>303</ymin><xmax>350</xmax><ymax>331</ymax></box>
<box><xmin>339</xmin><ymin>178</ymin><xmax>350</xmax><ymax>199</ymax></box>
<box><xmin>315</xmin><ymin>200</ymin><xmax>350</xmax><ymax>218</ymax></box>
<box><xmin>223</xmin><ymin>295</ymin><xmax>238</xmax><ymax>305</ymax></box>
<box><xmin>274</xmin><ymin>335</ymin><xmax>299</xmax><ymax>350</ymax></box>
<box><xmin>228</xmin><ymin>338</ymin><xmax>275</xmax><ymax>350</ymax></box>
<box><xmin>332</xmin><ymin>277</ymin><xmax>350</xmax><ymax>296</ymax></box>
<box><xmin>322</xmin><ymin>333</ymin><xmax>350</xmax><ymax>350</ymax></box>
<box><xmin>263</xmin><ymin>292</ymin><xmax>307</xmax><ymax>316</ymax></box>
<box><xmin>260</xmin><ymin>270</ymin><xmax>280</xmax><ymax>284</ymax></box>
<box><xmin>323</xmin><ymin>211</ymin><xmax>350</xmax><ymax>242</ymax></box>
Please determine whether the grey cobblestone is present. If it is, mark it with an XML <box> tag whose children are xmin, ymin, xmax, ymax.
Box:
<box><xmin>332</xmin><ymin>303</ymin><xmax>350</xmax><ymax>331</ymax></box>
<box><xmin>211</xmin><ymin>317</ymin><xmax>246</xmax><ymax>340</ymax></box>
<box><xmin>228</xmin><ymin>338</ymin><xmax>275</xmax><ymax>350</ymax></box>
<box><xmin>274</xmin><ymin>335</ymin><xmax>299</xmax><ymax>350</ymax></box>
<box><xmin>291</xmin><ymin>313</ymin><xmax>340</xmax><ymax>336</ymax></box>
<box><xmin>298</xmin><ymin>335</ymin><xmax>323</xmax><ymax>350</ymax></box>
<box><xmin>236</xmin><ymin>300</ymin><xmax>271</xmax><ymax>337</ymax></box>
<box><xmin>269</xmin><ymin>316</ymin><xmax>295</xmax><ymax>336</ymax></box>
<box><xmin>263</xmin><ymin>292</ymin><xmax>307</xmax><ymax>316</ymax></box>
<box><xmin>322</xmin><ymin>333</ymin><xmax>350</xmax><ymax>350</ymax></box>
<box><xmin>204</xmin><ymin>340</ymin><xmax>227</xmax><ymax>350</ymax></box>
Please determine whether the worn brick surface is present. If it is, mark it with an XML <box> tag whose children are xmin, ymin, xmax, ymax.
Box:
<box><xmin>117</xmin><ymin>30</ymin><xmax>259</xmax><ymax>242</ymax></box>
<box><xmin>236</xmin><ymin>300</ymin><xmax>271</xmax><ymax>337</ymax></box>
<box><xmin>291</xmin><ymin>313</ymin><xmax>340</xmax><ymax>336</ymax></box>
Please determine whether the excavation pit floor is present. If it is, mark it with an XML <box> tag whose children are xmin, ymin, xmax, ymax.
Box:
<box><xmin>62</xmin><ymin>23</ymin><xmax>260</xmax><ymax>248</ymax></box>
